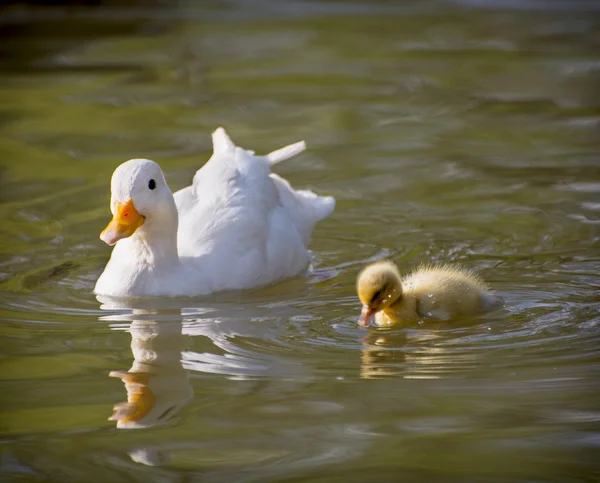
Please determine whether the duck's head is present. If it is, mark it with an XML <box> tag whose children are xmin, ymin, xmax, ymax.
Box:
<box><xmin>356</xmin><ymin>261</ymin><xmax>403</xmax><ymax>327</ymax></box>
<box><xmin>100</xmin><ymin>159</ymin><xmax>174</xmax><ymax>246</ymax></box>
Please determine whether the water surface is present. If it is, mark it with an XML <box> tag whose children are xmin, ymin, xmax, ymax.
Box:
<box><xmin>1</xmin><ymin>1</ymin><xmax>599</xmax><ymax>482</ymax></box>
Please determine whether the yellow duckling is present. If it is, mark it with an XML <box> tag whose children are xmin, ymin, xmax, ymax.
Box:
<box><xmin>356</xmin><ymin>261</ymin><xmax>503</xmax><ymax>327</ymax></box>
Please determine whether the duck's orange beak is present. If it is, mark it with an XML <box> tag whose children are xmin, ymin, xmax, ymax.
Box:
<box><xmin>358</xmin><ymin>305</ymin><xmax>376</xmax><ymax>327</ymax></box>
<box><xmin>100</xmin><ymin>199</ymin><xmax>144</xmax><ymax>246</ymax></box>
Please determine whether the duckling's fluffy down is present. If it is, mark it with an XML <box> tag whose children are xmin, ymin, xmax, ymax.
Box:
<box><xmin>403</xmin><ymin>263</ymin><xmax>490</xmax><ymax>293</ymax></box>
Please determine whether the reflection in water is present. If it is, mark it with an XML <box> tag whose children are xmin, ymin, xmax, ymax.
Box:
<box><xmin>179</xmin><ymin>317</ymin><xmax>311</xmax><ymax>382</ymax></box>
<box><xmin>97</xmin><ymin>294</ymin><xmax>308</xmax><ymax>432</ymax></box>
<box><xmin>360</xmin><ymin>330</ymin><xmax>408</xmax><ymax>379</ymax></box>
<box><xmin>1</xmin><ymin>0</ymin><xmax>599</xmax><ymax>479</ymax></box>
<box><xmin>360</xmin><ymin>329</ymin><xmax>477</xmax><ymax>380</ymax></box>
<box><xmin>101</xmin><ymin>308</ymin><xmax>193</xmax><ymax>430</ymax></box>
<box><xmin>96</xmin><ymin>301</ymin><xmax>375</xmax><ymax>472</ymax></box>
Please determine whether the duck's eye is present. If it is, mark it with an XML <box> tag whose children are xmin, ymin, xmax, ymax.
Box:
<box><xmin>371</xmin><ymin>290</ymin><xmax>382</xmax><ymax>304</ymax></box>
<box><xmin>148</xmin><ymin>179</ymin><xmax>156</xmax><ymax>190</ymax></box>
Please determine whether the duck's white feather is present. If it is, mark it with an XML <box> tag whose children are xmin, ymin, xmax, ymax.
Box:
<box><xmin>266</xmin><ymin>140</ymin><xmax>306</xmax><ymax>165</ymax></box>
<box><xmin>95</xmin><ymin>128</ymin><xmax>335</xmax><ymax>298</ymax></box>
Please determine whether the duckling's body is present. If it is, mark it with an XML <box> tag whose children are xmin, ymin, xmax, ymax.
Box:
<box><xmin>357</xmin><ymin>261</ymin><xmax>503</xmax><ymax>327</ymax></box>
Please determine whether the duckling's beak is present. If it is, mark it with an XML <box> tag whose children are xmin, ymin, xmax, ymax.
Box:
<box><xmin>358</xmin><ymin>305</ymin><xmax>376</xmax><ymax>327</ymax></box>
<box><xmin>100</xmin><ymin>199</ymin><xmax>145</xmax><ymax>246</ymax></box>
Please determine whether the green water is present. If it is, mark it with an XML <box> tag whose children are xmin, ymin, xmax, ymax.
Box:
<box><xmin>1</xmin><ymin>1</ymin><xmax>599</xmax><ymax>482</ymax></box>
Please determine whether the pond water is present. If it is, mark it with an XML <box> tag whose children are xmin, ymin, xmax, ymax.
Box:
<box><xmin>1</xmin><ymin>1</ymin><xmax>599</xmax><ymax>482</ymax></box>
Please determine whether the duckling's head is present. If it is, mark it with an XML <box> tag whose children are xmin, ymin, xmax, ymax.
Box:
<box><xmin>100</xmin><ymin>159</ymin><xmax>176</xmax><ymax>246</ymax></box>
<box><xmin>356</xmin><ymin>261</ymin><xmax>403</xmax><ymax>327</ymax></box>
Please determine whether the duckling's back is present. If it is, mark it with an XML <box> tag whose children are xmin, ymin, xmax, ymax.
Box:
<box><xmin>402</xmin><ymin>264</ymin><xmax>501</xmax><ymax>321</ymax></box>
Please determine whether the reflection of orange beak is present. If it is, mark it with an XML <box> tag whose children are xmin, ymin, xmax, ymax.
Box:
<box><xmin>100</xmin><ymin>199</ymin><xmax>144</xmax><ymax>246</ymax></box>
<box><xmin>108</xmin><ymin>371</ymin><xmax>156</xmax><ymax>425</ymax></box>
<box><xmin>358</xmin><ymin>305</ymin><xmax>376</xmax><ymax>327</ymax></box>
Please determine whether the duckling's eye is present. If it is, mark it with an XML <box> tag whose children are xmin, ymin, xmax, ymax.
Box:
<box><xmin>371</xmin><ymin>290</ymin><xmax>382</xmax><ymax>304</ymax></box>
<box><xmin>148</xmin><ymin>179</ymin><xmax>156</xmax><ymax>190</ymax></box>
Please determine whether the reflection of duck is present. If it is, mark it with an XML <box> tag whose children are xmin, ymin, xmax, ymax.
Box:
<box><xmin>357</xmin><ymin>261</ymin><xmax>503</xmax><ymax>327</ymax></box>
<box><xmin>360</xmin><ymin>330</ymin><xmax>478</xmax><ymax>380</ymax></box>
<box><xmin>360</xmin><ymin>331</ymin><xmax>407</xmax><ymax>379</ymax></box>
<box><xmin>108</xmin><ymin>320</ymin><xmax>193</xmax><ymax>429</ymax></box>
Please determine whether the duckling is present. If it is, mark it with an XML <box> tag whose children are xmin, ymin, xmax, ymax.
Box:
<box><xmin>356</xmin><ymin>260</ymin><xmax>503</xmax><ymax>327</ymax></box>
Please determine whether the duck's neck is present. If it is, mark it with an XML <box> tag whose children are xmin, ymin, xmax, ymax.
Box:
<box><xmin>132</xmin><ymin>230</ymin><xmax>178</xmax><ymax>268</ymax></box>
<box><xmin>129</xmin><ymin>204</ymin><xmax>179</xmax><ymax>268</ymax></box>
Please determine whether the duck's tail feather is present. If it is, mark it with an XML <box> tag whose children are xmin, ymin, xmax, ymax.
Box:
<box><xmin>295</xmin><ymin>190</ymin><xmax>335</xmax><ymax>245</ymax></box>
<box><xmin>295</xmin><ymin>189</ymin><xmax>336</xmax><ymax>223</ymax></box>
<box><xmin>212</xmin><ymin>127</ymin><xmax>305</xmax><ymax>166</ymax></box>
<box><xmin>266</xmin><ymin>141</ymin><xmax>306</xmax><ymax>166</ymax></box>
<box><xmin>212</xmin><ymin>127</ymin><xmax>236</xmax><ymax>154</ymax></box>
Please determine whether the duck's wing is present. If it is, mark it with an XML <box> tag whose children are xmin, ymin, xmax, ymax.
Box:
<box><xmin>173</xmin><ymin>128</ymin><xmax>334</xmax><ymax>291</ymax></box>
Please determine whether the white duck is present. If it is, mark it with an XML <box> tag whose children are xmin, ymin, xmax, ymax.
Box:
<box><xmin>94</xmin><ymin>128</ymin><xmax>335</xmax><ymax>298</ymax></box>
